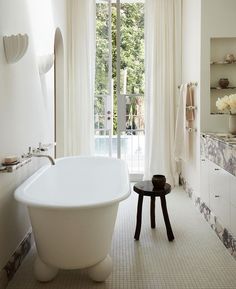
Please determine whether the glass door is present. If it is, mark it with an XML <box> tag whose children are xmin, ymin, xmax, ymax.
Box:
<box><xmin>95</xmin><ymin>0</ymin><xmax>113</xmax><ymax>157</ymax></box>
<box><xmin>95</xmin><ymin>0</ymin><xmax>145</xmax><ymax>178</ymax></box>
<box><xmin>116</xmin><ymin>0</ymin><xmax>145</xmax><ymax>178</ymax></box>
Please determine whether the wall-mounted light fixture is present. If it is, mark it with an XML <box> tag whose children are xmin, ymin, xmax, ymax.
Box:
<box><xmin>3</xmin><ymin>34</ymin><xmax>29</xmax><ymax>64</ymax></box>
<box><xmin>38</xmin><ymin>53</ymin><xmax>55</xmax><ymax>75</ymax></box>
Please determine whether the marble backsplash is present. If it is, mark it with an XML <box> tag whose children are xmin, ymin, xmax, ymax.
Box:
<box><xmin>201</xmin><ymin>133</ymin><xmax>236</xmax><ymax>177</ymax></box>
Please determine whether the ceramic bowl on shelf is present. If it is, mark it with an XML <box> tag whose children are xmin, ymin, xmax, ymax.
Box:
<box><xmin>218</xmin><ymin>78</ymin><xmax>229</xmax><ymax>89</ymax></box>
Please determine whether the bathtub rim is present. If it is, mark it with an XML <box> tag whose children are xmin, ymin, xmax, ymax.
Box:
<box><xmin>14</xmin><ymin>156</ymin><xmax>131</xmax><ymax>209</ymax></box>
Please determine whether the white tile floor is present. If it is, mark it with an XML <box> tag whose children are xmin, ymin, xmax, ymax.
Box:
<box><xmin>7</xmin><ymin>186</ymin><xmax>236</xmax><ymax>289</ymax></box>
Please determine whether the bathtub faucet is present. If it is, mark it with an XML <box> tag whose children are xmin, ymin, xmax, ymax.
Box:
<box><xmin>31</xmin><ymin>153</ymin><xmax>55</xmax><ymax>165</ymax></box>
<box><xmin>25</xmin><ymin>147</ymin><xmax>55</xmax><ymax>165</ymax></box>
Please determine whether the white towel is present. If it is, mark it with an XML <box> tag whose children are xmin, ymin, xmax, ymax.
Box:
<box><xmin>174</xmin><ymin>84</ymin><xmax>189</xmax><ymax>162</ymax></box>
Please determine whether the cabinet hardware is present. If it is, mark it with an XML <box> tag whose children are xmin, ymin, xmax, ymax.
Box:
<box><xmin>215</xmin><ymin>195</ymin><xmax>220</xmax><ymax>198</ymax></box>
<box><xmin>214</xmin><ymin>168</ymin><xmax>220</xmax><ymax>171</ymax></box>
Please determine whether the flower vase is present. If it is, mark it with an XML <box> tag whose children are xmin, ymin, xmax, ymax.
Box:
<box><xmin>229</xmin><ymin>114</ymin><xmax>236</xmax><ymax>135</ymax></box>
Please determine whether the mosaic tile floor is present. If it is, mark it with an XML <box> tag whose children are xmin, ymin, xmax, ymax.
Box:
<box><xmin>7</xmin><ymin>186</ymin><xmax>236</xmax><ymax>289</ymax></box>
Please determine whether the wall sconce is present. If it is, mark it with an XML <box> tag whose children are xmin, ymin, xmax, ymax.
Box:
<box><xmin>3</xmin><ymin>34</ymin><xmax>29</xmax><ymax>64</ymax></box>
<box><xmin>38</xmin><ymin>54</ymin><xmax>55</xmax><ymax>75</ymax></box>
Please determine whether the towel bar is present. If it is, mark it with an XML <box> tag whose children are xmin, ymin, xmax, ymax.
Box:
<box><xmin>186</xmin><ymin>106</ymin><xmax>197</xmax><ymax>110</ymax></box>
<box><xmin>178</xmin><ymin>82</ymin><xmax>198</xmax><ymax>89</ymax></box>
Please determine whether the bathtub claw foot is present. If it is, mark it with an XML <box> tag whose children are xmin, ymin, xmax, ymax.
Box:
<box><xmin>34</xmin><ymin>256</ymin><xmax>58</xmax><ymax>282</ymax></box>
<box><xmin>88</xmin><ymin>255</ymin><xmax>112</xmax><ymax>282</ymax></box>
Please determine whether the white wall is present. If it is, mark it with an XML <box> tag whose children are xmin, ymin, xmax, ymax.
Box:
<box><xmin>200</xmin><ymin>0</ymin><xmax>236</xmax><ymax>132</ymax></box>
<box><xmin>181</xmin><ymin>0</ymin><xmax>201</xmax><ymax>195</ymax></box>
<box><xmin>0</xmin><ymin>0</ymin><xmax>67</xmax><ymax>269</ymax></box>
<box><xmin>182</xmin><ymin>0</ymin><xmax>236</xmax><ymax>197</ymax></box>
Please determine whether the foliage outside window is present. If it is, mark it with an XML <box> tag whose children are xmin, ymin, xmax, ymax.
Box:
<box><xmin>95</xmin><ymin>2</ymin><xmax>145</xmax><ymax>135</ymax></box>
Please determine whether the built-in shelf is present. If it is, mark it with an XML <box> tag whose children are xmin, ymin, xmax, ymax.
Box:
<box><xmin>211</xmin><ymin>86</ymin><xmax>236</xmax><ymax>90</ymax></box>
<box><xmin>211</xmin><ymin>61</ymin><xmax>236</xmax><ymax>65</ymax></box>
<box><xmin>0</xmin><ymin>158</ymin><xmax>32</xmax><ymax>173</ymax></box>
<box><xmin>210</xmin><ymin>38</ymin><xmax>236</xmax><ymax>114</ymax></box>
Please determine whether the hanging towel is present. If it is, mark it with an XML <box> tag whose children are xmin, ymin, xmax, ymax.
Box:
<box><xmin>186</xmin><ymin>85</ymin><xmax>195</xmax><ymax>122</ymax></box>
<box><xmin>174</xmin><ymin>84</ymin><xmax>189</xmax><ymax>162</ymax></box>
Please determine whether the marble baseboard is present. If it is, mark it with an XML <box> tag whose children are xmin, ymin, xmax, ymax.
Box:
<box><xmin>180</xmin><ymin>176</ymin><xmax>236</xmax><ymax>260</ymax></box>
<box><xmin>0</xmin><ymin>231</ymin><xmax>32</xmax><ymax>289</ymax></box>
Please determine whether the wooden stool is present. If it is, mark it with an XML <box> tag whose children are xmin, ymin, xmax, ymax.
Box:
<box><xmin>133</xmin><ymin>181</ymin><xmax>174</xmax><ymax>241</ymax></box>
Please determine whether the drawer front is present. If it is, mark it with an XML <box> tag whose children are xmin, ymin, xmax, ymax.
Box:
<box><xmin>211</xmin><ymin>164</ymin><xmax>230</xmax><ymax>204</ymax></box>
<box><xmin>229</xmin><ymin>174</ymin><xmax>236</xmax><ymax>207</ymax></box>
<box><xmin>230</xmin><ymin>204</ymin><xmax>236</xmax><ymax>237</ymax></box>
<box><xmin>218</xmin><ymin>198</ymin><xmax>230</xmax><ymax>229</ymax></box>
<box><xmin>200</xmin><ymin>158</ymin><xmax>210</xmax><ymax>206</ymax></box>
<box><xmin>210</xmin><ymin>194</ymin><xmax>230</xmax><ymax>229</ymax></box>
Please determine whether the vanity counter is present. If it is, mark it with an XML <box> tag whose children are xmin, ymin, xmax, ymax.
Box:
<box><xmin>201</xmin><ymin>132</ymin><xmax>236</xmax><ymax>177</ymax></box>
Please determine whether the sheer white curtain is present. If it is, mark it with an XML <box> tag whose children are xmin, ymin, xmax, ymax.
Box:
<box><xmin>66</xmin><ymin>0</ymin><xmax>96</xmax><ymax>156</ymax></box>
<box><xmin>144</xmin><ymin>0</ymin><xmax>182</xmax><ymax>186</ymax></box>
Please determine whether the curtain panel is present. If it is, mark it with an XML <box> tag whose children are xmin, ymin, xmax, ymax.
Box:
<box><xmin>144</xmin><ymin>0</ymin><xmax>182</xmax><ymax>186</ymax></box>
<box><xmin>66</xmin><ymin>0</ymin><xmax>96</xmax><ymax>156</ymax></box>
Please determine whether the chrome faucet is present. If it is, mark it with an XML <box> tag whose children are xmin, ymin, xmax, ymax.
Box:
<box><xmin>31</xmin><ymin>153</ymin><xmax>55</xmax><ymax>165</ymax></box>
<box><xmin>25</xmin><ymin>147</ymin><xmax>55</xmax><ymax>165</ymax></box>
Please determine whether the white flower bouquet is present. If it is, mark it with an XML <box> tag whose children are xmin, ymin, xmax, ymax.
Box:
<box><xmin>216</xmin><ymin>94</ymin><xmax>236</xmax><ymax>114</ymax></box>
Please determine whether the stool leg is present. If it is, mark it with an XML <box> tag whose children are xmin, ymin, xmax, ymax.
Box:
<box><xmin>160</xmin><ymin>196</ymin><xmax>174</xmax><ymax>241</ymax></box>
<box><xmin>134</xmin><ymin>195</ymin><xmax>144</xmax><ymax>240</ymax></box>
<box><xmin>150</xmin><ymin>196</ymin><xmax>156</xmax><ymax>229</ymax></box>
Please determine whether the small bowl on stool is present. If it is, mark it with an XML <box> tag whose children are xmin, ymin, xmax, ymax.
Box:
<box><xmin>152</xmin><ymin>175</ymin><xmax>166</xmax><ymax>189</ymax></box>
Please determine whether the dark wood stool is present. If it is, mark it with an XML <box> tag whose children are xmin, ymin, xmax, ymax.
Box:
<box><xmin>133</xmin><ymin>181</ymin><xmax>174</xmax><ymax>241</ymax></box>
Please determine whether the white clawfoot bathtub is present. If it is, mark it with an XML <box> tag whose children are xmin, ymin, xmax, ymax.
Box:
<box><xmin>15</xmin><ymin>156</ymin><xmax>130</xmax><ymax>282</ymax></box>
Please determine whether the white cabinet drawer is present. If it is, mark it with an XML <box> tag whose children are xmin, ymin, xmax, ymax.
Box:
<box><xmin>218</xmin><ymin>198</ymin><xmax>230</xmax><ymax>229</ymax></box>
<box><xmin>210</xmin><ymin>194</ymin><xmax>230</xmax><ymax>228</ymax></box>
<box><xmin>229</xmin><ymin>174</ymin><xmax>236</xmax><ymax>207</ymax></box>
<box><xmin>200</xmin><ymin>158</ymin><xmax>210</xmax><ymax>206</ymax></box>
<box><xmin>208</xmin><ymin>161</ymin><xmax>230</xmax><ymax>229</ymax></box>
<box><xmin>210</xmin><ymin>163</ymin><xmax>230</xmax><ymax>204</ymax></box>
<box><xmin>200</xmin><ymin>158</ymin><xmax>232</xmax><ymax>230</ymax></box>
<box><xmin>230</xmin><ymin>204</ymin><xmax>236</xmax><ymax>236</ymax></box>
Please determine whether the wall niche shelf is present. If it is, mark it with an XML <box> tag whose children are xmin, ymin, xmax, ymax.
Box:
<box><xmin>210</xmin><ymin>112</ymin><xmax>227</xmax><ymax>115</ymax></box>
<box><xmin>210</xmin><ymin>37</ymin><xmax>236</xmax><ymax>114</ymax></box>
<box><xmin>211</xmin><ymin>86</ymin><xmax>236</xmax><ymax>90</ymax></box>
<box><xmin>210</xmin><ymin>61</ymin><xmax>236</xmax><ymax>65</ymax></box>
